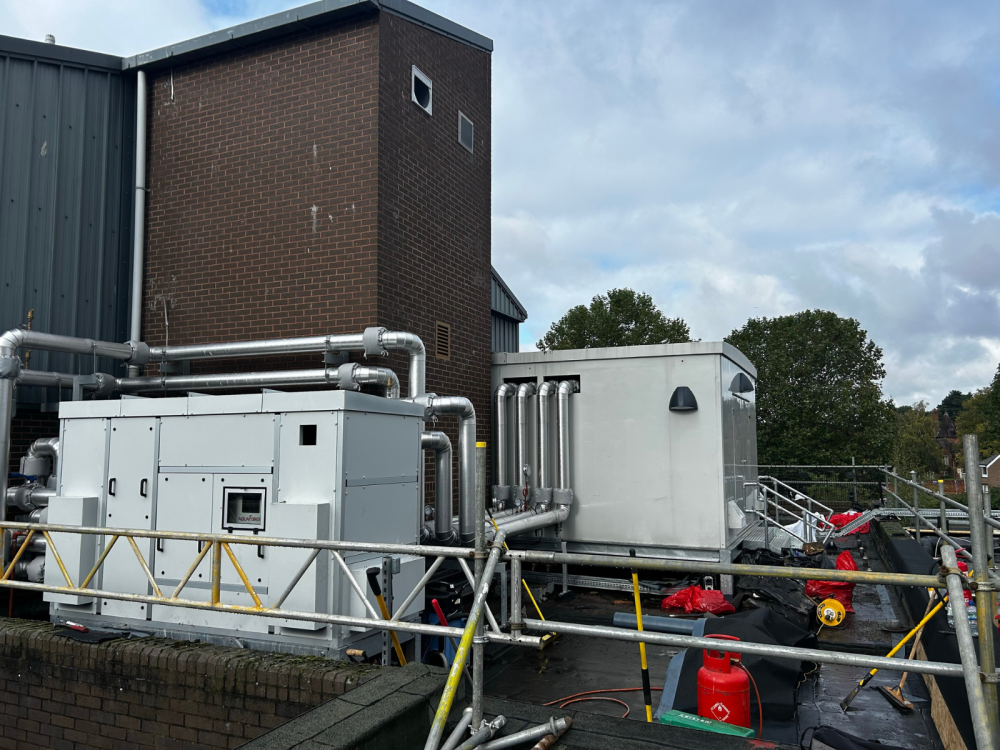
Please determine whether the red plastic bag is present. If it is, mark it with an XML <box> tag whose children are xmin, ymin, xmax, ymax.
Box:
<box><xmin>828</xmin><ymin>511</ymin><xmax>869</xmax><ymax>535</ymax></box>
<box><xmin>661</xmin><ymin>585</ymin><xmax>735</xmax><ymax>615</ymax></box>
<box><xmin>805</xmin><ymin>550</ymin><xmax>857</xmax><ymax>613</ymax></box>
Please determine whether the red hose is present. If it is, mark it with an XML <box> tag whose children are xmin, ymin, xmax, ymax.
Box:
<box><xmin>558</xmin><ymin>696</ymin><xmax>632</xmax><ymax>718</ymax></box>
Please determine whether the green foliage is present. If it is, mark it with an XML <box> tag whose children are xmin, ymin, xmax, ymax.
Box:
<box><xmin>893</xmin><ymin>401</ymin><xmax>942</xmax><ymax>478</ymax></box>
<box><xmin>954</xmin><ymin>366</ymin><xmax>1000</xmax><ymax>465</ymax></box>
<box><xmin>725</xmin><ymin>310</ymin><xmax>896</xmax><ymax>465</ymax></box>
<box><xmin>937</xmin><ymin>389</ymin><xmax>971</xmax><ymax>419</ymax></box>
<box><xmin>537</xmin><ymin>288</ymin><xmax>690</xmax><ymax>351</ymax></box>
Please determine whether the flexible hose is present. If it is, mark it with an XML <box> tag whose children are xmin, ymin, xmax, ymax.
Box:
<box><xmin>558</xmin><ymin>696</ymin><xmax>631</xmax><ymax>718</ymax></box>
<box><xmin>737</xmin><ymin>663</ymin><xmax>763</xmax><ymax>739</ymax></box>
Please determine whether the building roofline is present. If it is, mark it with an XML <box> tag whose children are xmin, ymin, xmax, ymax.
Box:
<box><xmin>122</xmin><ymin>0</ymin><xmax>491</xmax><ymax>72</ymax></box>
<box><xmin>981</xmin><ymin>453</ymin><xmax>1000</xmax><ymax>469</ymax></box>
<box><xmin>0</xmin><ymin>34</ymin><xmax>124</xmax><ymax>71</ymax></box>
<box><xmin>491</xmin><ymin>266</ymin><xmax>527</xmax><ymax>321</ymax></box>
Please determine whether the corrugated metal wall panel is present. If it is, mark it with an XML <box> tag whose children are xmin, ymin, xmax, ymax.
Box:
<box><xmin>0</xmin><ymin>45</ymin><xmax>134</xmax><ymax>405</ymax></box>
<box><xmin>491</xmin><ymin>273</ymin><xmax>525</xmax><ymax>321</ymax></box>
<box><xmin>491</xmin><ymin>312</ymin><xmax>519</xmax><ymax>353</ymax></box>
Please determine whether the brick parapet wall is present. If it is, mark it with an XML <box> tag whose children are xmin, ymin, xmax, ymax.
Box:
<box><xmin>0</xmin><ymin>619</ymin><xmax>378</xmax><ymax>749</ymax></box>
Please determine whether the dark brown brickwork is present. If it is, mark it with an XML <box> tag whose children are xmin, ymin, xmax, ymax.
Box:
<box><xmin>140</xmin><ymin>10</ymin><xmax>492</xmax><ymax>513</ymax></box>
<box><xmin>0</xmin><ymin>619</ymin><xmax>377</xmax><ymax>749</ymax></box>
<box><xmin>377</xmin><ymin>13</ymin><xmax>492</xmax><ymax>448</ymax></box>
<box><xmin>142</xmin><ymin>15</ymin><xmax>381</xmax><ymax>349</ymax></box>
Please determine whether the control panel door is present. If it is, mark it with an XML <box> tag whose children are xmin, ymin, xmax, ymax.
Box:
<box><xmin>101</xmin><ymin>418</ymin><xmax>157</xmax><ymax>621</ymax></box>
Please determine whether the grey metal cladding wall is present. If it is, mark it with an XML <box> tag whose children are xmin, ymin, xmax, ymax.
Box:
<box><xmin>491</xmin><ymin>313</ymin><xmax>519</xmax><ymax>353</ymax></box>
<box><xmin>491</xmin><ymin>274</ymin><xmax>525</xmax><ymax>322</ymax></box>
<box><xmin>0</xmin><ymin>46</ymin><xmax>135</xmax><ymax>404</ymax></box>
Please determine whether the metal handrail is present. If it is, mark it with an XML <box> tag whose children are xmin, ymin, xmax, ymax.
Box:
<box><xmin>758</xmin><ymin>484</ymin><xmax>837</xmax><ymax>543</ymax></box>
<box><xmin>759</xmin><ymin>475</ymin><xmax>835</xmax><ymax>516</ymax></box>
<box><xmin>882</xmin><ymin>469</ymin><xmax>1000</xmax><ymax>532</ymax></box>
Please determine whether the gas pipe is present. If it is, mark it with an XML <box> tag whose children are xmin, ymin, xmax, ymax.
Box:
<box><xmin>697</xmin><ymin>634</ymin><xmax>750</xmax><ymax>729</ymax></box>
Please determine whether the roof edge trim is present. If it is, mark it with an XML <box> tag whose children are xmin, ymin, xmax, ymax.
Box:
<box><xmin>0</xmin><ymin>34</ymin><xmax>123</xmax><ymax>71</ymax></box>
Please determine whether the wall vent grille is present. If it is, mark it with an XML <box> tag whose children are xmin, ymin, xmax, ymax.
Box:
<box><xmin>435</xmin><ymin>321</ymin><xmax>451</xmax><ymax>360</ymax></box>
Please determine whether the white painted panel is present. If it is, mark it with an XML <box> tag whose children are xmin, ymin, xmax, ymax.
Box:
<box><xmin>268</xmin><ymin>503</ymin><xmax>330</xmax><ymax>631</ymax></box>
<box><xmin>102</xmin><ymin>418</ymin><xmax>157</xmax><ymax>621</ymax></box>
<box><xmin>58</xmin><ymin>418</ymin><xmax>108</xmax><ymax>499</ymax></box>
<box><xmin>158</xmin><ymin>413</ymin><xmax>275</xmax><ymax>468</ymax></box>
<box><xmin>342</xmin><ymin>482</ymin><xmax>420</xmax><ymax>545</ymax></box>
<box><xmin>44</xmin><ymin>496</ymin><xmax>99</xmax><ymax>605</ymax></box>
<box><xmin>277</xmin><ymin>412</ymin><xmax>338</xmax><ymax>505</ymax></box>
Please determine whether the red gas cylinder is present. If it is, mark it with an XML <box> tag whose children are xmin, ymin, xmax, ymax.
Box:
<box><xmin>697</xmin><ymin>634</ymin><xmax>750</xmax><ymax>729</ymax></box>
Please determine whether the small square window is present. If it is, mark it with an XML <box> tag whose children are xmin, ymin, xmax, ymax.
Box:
<box><xmin>412</xmin><ymin>66</ymin><xmax>432</xmax><ymax>115</ymax></box>
<box><xmin>458</xmin><ymin>111</ymin><xmax>474</xmax><ymax>153</ymax></box>
<box><xmin>300</xmin><ymin>424</ymin><xmax>317</xmax><ymax>446</ymax></box>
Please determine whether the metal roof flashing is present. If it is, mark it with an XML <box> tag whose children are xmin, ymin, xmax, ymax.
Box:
<box><xmin>491</xmin><ymin>342</ymin><xmax>758</xmax><ymax>379</ymax></box>
<box><xmin>121</xmin><ymin>0</ymin><xmax>491</xmax><ymax>72</ymax></box>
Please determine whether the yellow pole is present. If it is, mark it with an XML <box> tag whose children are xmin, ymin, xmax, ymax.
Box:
<box><xmin>630</xmin><ymin>550</ymin><xmax>653</xmax><ymax>722</ymax></box>
<box><xmin>366</xmin><ymin>567</ymin><xmax>407</xmax><ymax>665</ymax></box>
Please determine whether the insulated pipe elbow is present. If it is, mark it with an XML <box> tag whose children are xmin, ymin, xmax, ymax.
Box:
<box><xmin>425</xmin><ymin>396</ymin><xmax>476</xmax><ymax>544</ymax></box>
<box><xmin>364</xmin><ymin>328</ymin><xmax>426</xmax><ymax>398</ymax></box>
<box><xmin>342</xmin><ymin>364</ymin><xmax>400</xmax><ymax>398</ymax></box>
<box><xmin>536</xmin><ymin>382</ymin><xmax>558</xmax><ymax>509</ymax></box>
<box><xmin>422</xmin><ymin>431</ymin><xmax>454</xmax><ymax>542</ymax></box>
<box><xmin>494</xmin><ymin>384</ymin><xmax>516</xmax><ymax>503</ymax></box>
<box><xmin>515</xmin><ymin>383</ymin><xmax>536</xmax><ymax>506</ymax></box>
<box><xmin>555</xmin><ymin>380</ymin><xmax>579</xmax><ymax>506</ymax></box>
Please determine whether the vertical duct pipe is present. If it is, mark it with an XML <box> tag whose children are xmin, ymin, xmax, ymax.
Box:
<box><xmin>554</xmin><ymin>380</ymin><xmax>579</xmax><ymax>507</ymax></box>
<box><xmin>422</xmin><ymin>431</ymin><xmax>454</xmax><ymax>543</ymax></box>
<box><xmin>129</xmin><ymin>70</ymin><xmax>148</xmax><ymax>377</ymax></box>
<box><xmin>425</xmin><ymin>396</ymin><xmax>476</xmax><ymax>544</ymax></box>
<box><xmin>515</xmin><ymin>383</ymin><xmax>536</xmax><ymax>510</ymax></box>
<box><xmin>493</xmin><ymin>384</ymin><xmax>515</xmax><ymax>506</ymax></box>
<box><xmin>536</xmin><ymin>382</ymin><xmax>557</xmax><ymax>510</ymax></box>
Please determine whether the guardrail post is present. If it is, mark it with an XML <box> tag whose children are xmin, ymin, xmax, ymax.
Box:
<box><xmin>911</xmin><ymin>471</ymin><xmax>920</xmax><ymax>540</ymax></box>
<box><xmin>941</xmin><ymin>544</ymin><xmax>997</xmax><ymax>749</ymax></box>
<box><xmin>938</xmin><ymin>479</ymin><xmax>948</xmax><ymax>535</ymax></box>
<box><xmin>892</xmin><ymin>471</ymin><xmax>898</xmax><ymax>509</ymax></box>
<box><xmin>964</xmin><ymin>434</ymin><xmax>999</xmax><ymax>736</ymax></box>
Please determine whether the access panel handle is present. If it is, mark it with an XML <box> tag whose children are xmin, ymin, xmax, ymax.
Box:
<box><xmin>108</xmin><ymin>477</ymin><xmax>117</xmax><ymax>496</ymax></box>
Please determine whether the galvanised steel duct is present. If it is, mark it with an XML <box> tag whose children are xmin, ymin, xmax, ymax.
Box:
<box><xmin>489</xmin><ymin>505</ymin><xmax>570</xmax><ymax>539</ymax></box>
<box><xmin>422</xmin><ymin>431</ymin><xmax>455</xmax><ymax>542</ymax></box>
<box><xmin>116</xmin><ymin>364</ymin><xmax>399</xmax><ymax>396</ymax></box>
<box><xmin>493</xmin><ymin>383</ymin><xmax>516</xmax><ymax>505</ymax></box>
<box><xmin>146</xmin><ymin>326</ymin><xmax>426</xmax><ymax>398</ymax></box>
<box><xmin>422</xmin><ymin>395</ymin><xmax>476</xmax><ymax>544</ymax></box>
<box><xmin>0</xmin><ymin>329</ymin><xmax>149</xmax><ymax>504</ymax></box>
<box><xmin>514</xmin><ymin>383</ymin><xmax>536</xmax><ymax>509</ymax></box>
<box><xmin>554</xmin><ymin>380</ymin><xmax>579</xmax><ymax>507</ymax></box>
<box><xmin>535</xmin><ymin>382</ymin><xmax>558</xmax><ymax>510</ymax></box>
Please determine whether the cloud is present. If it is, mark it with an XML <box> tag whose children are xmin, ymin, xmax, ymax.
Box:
<box><xmin>4</xmin><ymin>0</ymin><xmax>1000</xmax><ymax>405</ymax></box>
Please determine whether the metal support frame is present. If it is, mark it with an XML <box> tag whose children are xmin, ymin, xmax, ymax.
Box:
<box><xmin>912</xmin><ymin>471</ymin><xmax>920</xmax><ymax>541</ymax></box>
<box><xmin>964</xmin><ymin>435</ymin><xmax>1000</xmax><ymax>736</ymax></box>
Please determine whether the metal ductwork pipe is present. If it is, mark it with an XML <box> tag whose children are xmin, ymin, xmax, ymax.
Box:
<box><xmin>0</xmin><ymin>329</ymin><xmax>148</xmax><ymax>505</ymax></box>
<box><xmin>536</xmin><ymin>382</ymin><xmax>557</xmax><ymax>510</ymax></box>
<box><xmin>337</xmin><ymin>363</ymin><xmax>400</xmax><ymax>399</ymax></box>
<box><xmin>515</xmin><ymin>383</ymin><xmax>536</xmax><ymax>509</ymax></box>
<box><xmin>424</xmin><ymin>396</ymin><xmax>476</xmax><ymax>544</ymax></box>
<box><xmin>493</xmin><ymin>384</ymin><xmax>515</xmax><ymax>505</ymax></box>
<box><xmin>147</xmin><ymin>327</ymin><xmax>426</xmax><ymax>398</ymax></box>
<box><xmin>489</xmin><ymin>505</ymin><xmax>570</xmax><ymax>539</ymax></box>
<box><xmin>23</xmin><ymin>437</ymin><xmax>59</xmax><ymax>479</ymax></box>
<box><xmin>554</xmin><ymin>380</ymin><xmax>579</xmax><ymax>507</ymax></box>
<box><xmin>422</xmin><ymin>431</ymin><xmax>455</xmax><ymax>542</ymax></box>
<box><xmin>118</xmin><ymin>368</ymin><xmax>342</xmax><ymax>393</ymax></box>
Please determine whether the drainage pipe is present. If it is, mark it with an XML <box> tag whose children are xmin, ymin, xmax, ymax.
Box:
<box><xmin>422</xmin><ymin>432</ymin><xmax>454</xmax><ymax>542</ymax></box>
<box><xmin>129</xmin><ymin>70</ymin><xmax>148</xmax><ymax>377</ymax></box>
<box><xmin>536</xmin><ymin>382</ymin><xmax>557</xmax><ymax>510</ymax></box>
<box><xmin>493</xmin><ymin>383</ymin><xmax>515</xmax><ymax>505</ymax></box>
<box><xmin>0</xmin><ymin>330</ymin><xmax>148</xmax><ymax>504</ymax></box>
<box><xmin>554</xmin><ymin>381</ymin><xmax>578</xmax><ymax>507</ymax></box>
<box><xmin>514</xmin><ymin>383</ymin><xmax>536</xmax><ymax>508</ymax></box>
<box><xmin>425</xmin><ymin>396</ymin><xmax>476</xmax><ymax>544</ymax></box>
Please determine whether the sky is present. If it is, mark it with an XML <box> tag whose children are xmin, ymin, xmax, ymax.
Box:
<box><xmin>3</xmin><ymin>1</ymin><xmax>1000</xmax><ymax>408</ymax></box>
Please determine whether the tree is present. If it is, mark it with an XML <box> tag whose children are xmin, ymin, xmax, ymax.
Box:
<box><xmin>954</xmin><ymin>366</ymin><xmax>1000</xmax><ymax>465</ymax></box>
<box><xmin>725</xmin><ymin>310</ymin><xmax>896</xmax><ymax>465</ymax></box>
<box><xmin>537</xmin><ymin>288</ymin><xmax>690</xmax><ymax>351</ymax></box>
<box><xmin>893</xmin><ymin>402</ymin><xmax>942</xmax><ymax>478</ymax></box>
<box><xmin>937</xmin><ymin>390</ymin><xmax>971</xmax><ymax>419</ymax></box>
